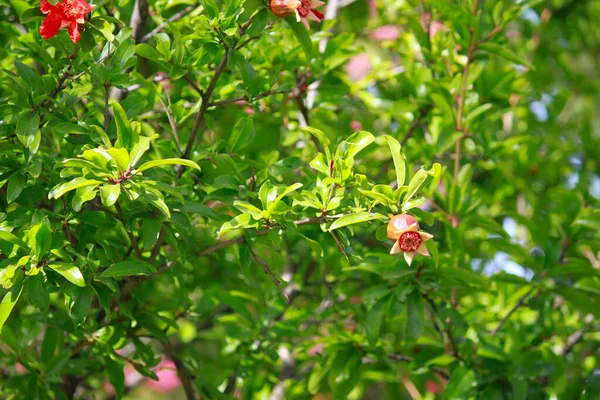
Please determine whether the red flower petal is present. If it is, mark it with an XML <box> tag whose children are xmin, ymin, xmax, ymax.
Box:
<box><xmin>40</xmin><ymin>0</ymin><xmax>57</xmax><ymax>14</ymax></box>
<box><xmin>40</xmin><ymin>13</ymin><xmax>62</xmax><ymax>39</ymax></box>
<box><xmin>312</xmin><ymin>9</ymin><xmax>324</xmax><ymax>19</ymax></box>
<box><xmin>68</xmin><ymin>21</ymin><xmax>81</xmax><ymax>43</ymax></box>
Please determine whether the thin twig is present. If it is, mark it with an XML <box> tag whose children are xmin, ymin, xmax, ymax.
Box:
<box><xmin>115</xmin><ymin>202</ymin><xmax>143</xmax><ymax>259</ymax></box>
<box><xmin>161</xmin><ymin>339</ymin><xmax>197</xmax><ymax>400</ymax></box>
<box><xmin>251</xmin><ymin>249</ymin><xmax>289</xmax><ymax>302</ymax></box>
<box><xmin>141</xmin><ymin>4</ymin><xmax>197</xmax><ymax>43</ymax></box>
<box><xmin>491</xmin><ymin>286</ymin><xmax>535</xmax><ymax>336</ymax></box>
<box><xmin>164</xmin><ymin>89</ymin><xmax>182</xmax><ymax>149</ymax></box>
<box><xmin>209</xmin><ymin>89</ymin><xmax>290</xmax><ymax>107</ymax></box>
<box><xmin>329</xmin><ymin>230</ymin><xmax>348</xmax><ymax>261</ymax></box>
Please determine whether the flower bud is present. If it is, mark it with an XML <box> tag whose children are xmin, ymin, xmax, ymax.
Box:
<box><xmin>387</xmin><ymin>214</ymin><xmax>418</xmax><ymax>240</ymax></box>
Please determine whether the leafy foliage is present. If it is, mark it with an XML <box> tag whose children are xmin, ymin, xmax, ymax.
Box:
<box><xmin>0</xmin><ymin>0</ymin><xmax>599</xmax><ymax>399</ymax></box>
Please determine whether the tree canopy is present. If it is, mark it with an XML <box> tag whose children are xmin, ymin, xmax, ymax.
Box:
<box><xmin>0</xmin><ymin>0</ymin><xmax>599</xmax><ymax>399</ymax></box>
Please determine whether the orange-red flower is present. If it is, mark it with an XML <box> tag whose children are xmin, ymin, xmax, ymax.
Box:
<box><xmin>270</xmin><ymin>0</ymin><xmax>325</xmax><ymax>29</ymax></box>
<box><xmin>387</xmin><ymin>214</ymin><xmax>433</xmax><ymax>266</ymax></box>
<box><xmin>40</xmin><ymin>0</ymin><xmax>96</xmax><ymax>43</ymax></box>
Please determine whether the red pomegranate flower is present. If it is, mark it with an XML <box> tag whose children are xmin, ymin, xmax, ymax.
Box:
<box><xmin>270</xmin><ymin>0</ymin><xmax>325</xmax><ymax>29</ymax></box>
<box><xmin>387</xmin><ymin>214</ymin><xmax>433</xmax><ymax>266</ymax></box>
<box><xmin>40</xmin><ymin>0</ymin><xmax>96</xmax><ymax>44</ymax></box>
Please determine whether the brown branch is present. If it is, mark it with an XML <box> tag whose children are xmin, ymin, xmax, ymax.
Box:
<box><xmin>388</xmin><ymin>354</ymin><xmax>450</xmax><ymax>380</ymax></box>
<box><xmin>161</xmin><ymin>339</ymin><xmax>197</xmax><ymax>400</ymax></box>
<box><xmin>329</xmin><ymin>230</ymin><xmax>348</xmax><ymax>261</ymax></box>
<box><xmin>251</xmin><ymin>248</ymin><xmax>289</xmax><ymax>302</ymax></box>
<box><xmin>491</xmin><ymin>287</ymin><xmax>536</xmax><ymax>336</ymax></box>
<box><xmin>115</xmin><ymin>202</ymin><xmax>143</xmax><ymax>259</ymax></box>
<box><xmin>141</xmin><ymin>4</ymin><xmax>198</xmax><ymax>43</ymax></box>
<box><xmin>209</xmin><ymin>89</ymin><xmax>290</xmax><ymax>107</ymax></box>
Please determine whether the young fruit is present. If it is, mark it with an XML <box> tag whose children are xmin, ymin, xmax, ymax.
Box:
<box><xmin>387</xmin><ymin>214</ymin><xmax>433</xmax><ymax>266</ymax></box>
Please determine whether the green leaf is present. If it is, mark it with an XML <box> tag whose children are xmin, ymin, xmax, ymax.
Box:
<box><xmin>100</xmin><ymin>260</ymin><xmax>156</xmax><ymax>278</ymax></box>
<box><xmin>112</xmin><ymin>101</ymin><xmax>136</xmax><ymax>151</ymax></box>
<box><xmin>367</xmin><ymin>295</ymin><xmax>389</xmax><ymax>345</ymax></box>
<box><xmin>443</xmin><ymin>366</ymin><xmax>475</xmax><ymax>399</ymax></box>
<box><xmin>0</xmin><ymin>273</ymin><xmax>24</xmax><ymax>332</ymax></box>
<box><xmin>47</xmin><ymin>263</ymin><xmax>86</xmax><ymax>287</ymax></box>
<box><xmin>329</xmin><ymin>212</ymin><xmax>386</xmax><ymax>231</ymax></box>
<box><xmin>100</xmin><ymin>184</ymin><xmax>120</xmax><ymax>207</ymax></box>
<box><xmin>425</xmin><ymin>240</ymin><xmax>439</xmax><ymax>267</ymax></box>
<box><xmin>71</xmin><ymin>287</ymin><xmax>92</xmax><ymax>324</ymax></box>
<box><xmin>340</xmin><ymin>131</ymin><xmax>375</xmax><ymax>160</ymax></box>
<box><xmin>404</xmin><ymin>169</ymin><xmax>429</xmax><ymax>203</ymax></box>
<box><xmin>141</xmin><ymin>219</ymin><xmax>161</xmax><ymax>250</ymax></box>
<box><xmin>48</xmin><ymin>177</ymin><xmax>103</xmax><ymax>199</ymax></box>
<box><xmin>431</xmin><ymin>93</ymin><xmax>454</xmax><ymax>121</ymax></box>
<box><xmin>0</xmin><ymin>230</ymin><xmax>30</xmax><ymax>251</ymax></box>
<box><xmin>234</xmin><ymin>201</ymin><xmax>263</xmax><ymax>220</ymax></box>
<box><xmin>27</xmin><ymin>274</ymin><xmax>49</xmax><ymax>311</ymax></box>
<box><xmin>246</xmin><ymin>8</ymin><xmax>269</xmax><ymax>36</ymax></box>
<box><xmin>7</xmin><ymin>172</ymin><xmax>25</xmax><ymax>204</ymax></box>
<box><xmin>383</xmin><ymin>135</ymin><xmax>407</xmax><ymax>188</ymax></box>
<box><xmin>284</xmin><ymin>17</ymin><xmax>312</xmax><ymax>64</ymax></box>
<box><xmin>479</xmin><ymin>42</ymin><xmax>535</xmax><ymax>70</ymax></box>
<box><xmin>128</xmin><ymin>136</ymin><xmax>152</xmax><ymax>168</ymax></box>
<box><xmin>228</xmin><ymin>117</ymin><xmax>255</xmax><ymax>153</ymax></box>
<box><xmin>106</xmin><ymin>148</ymin><xmax>130</xmax><ymax>172</ymax></box>
<box><xmin>405</xmin><ymin>290</ymin><xmax>424</xmax><ymax>342</ymax></box>
<box><xmin>34</xmin><ymin>220</ymin><xmax>52</xmax><ymax>260</ymax></box>
<box><xmin>16</xmin><ymin>111</ymin><xmax>39</xmax><ymax>148</ymax></box>
<box><xmin>136</xmin><ymin>158</ymin><xmax>200</xmax><ymax>173</ymax></box>
<box><xmin>268</xmin><ymin>183</ymin><xmax>303</xmax><ymax>213</ymax></box>
<box><xmin>465</xmin><ymin>103</ymin><xmax>493</xmax><ymax>127</ymax></box>
<box><xmin>105</xmin><ymin>356</ymin><xmax>125</xmax><ymax>400</ymax></box>
<box><xmin>41</xmin><ymin>327</ymin><xmax>58</xmax><ymax>363</ymax></box>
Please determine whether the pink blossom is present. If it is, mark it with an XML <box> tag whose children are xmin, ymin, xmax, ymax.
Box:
<box><xmin>350</xmin><ymin>121</ymin><xmax>363</xmax><ymax>131</ymax></box>
<box><xmin>371</xmin><ymin>25</ymin><xmax>400</xmax><ymax>41</ymax></box>
<box><xmin>145</xmin><ymin>360</ymin><xmax>181</xmax><ymax>393</ymax></box>
<box><xmin>346</xmin><ymin>53</ymin><xmax>371</xmax><ymax>82</ymax></box>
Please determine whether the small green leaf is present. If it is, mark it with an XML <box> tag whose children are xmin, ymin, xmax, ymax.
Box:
<box><xmin>285</xmin><ymin>17</ymin><xmax>312</xmax><ymax>64</ymax></box>
<box><xmin>268</xmin><ymin>183</ymin><xmax>303</xmax><ymax>212</ymax></box>
<box><xmin>367</xmin><ymin>295</ymin><xmax>389</xmax><ymax>345</ymax></box>
<box><xmin>136</xmin><ymin>158</ymin><xmax>200</xmax><ymax>173</ymax></box>
<box><xmin>383</xmin><ymin>135</ymin><xmax>407</xmax><ymax>188</ymax></box>
<box><xmin>340</xmin><ymin>131</ymin><xmax>375</xmax><ymax>160</ymax></box>
<box><xmin>405</xmin><ymin>290</ymin><xmax>424</xmax><ymax>342</ymax></box>
<box><xmin>404</xmin><ymin>169</ymin><xmax>429</xmax><ymax>203</ymax></box>
<box><xmin>425</xmin><ymin>240</ymin><xmax>439</xmax><ymax>267</ymax></box>
<box><xmin>479</xmin><ymin>42</ymin><xmax>535</xmax><ymax>70</ymax></box>
<box><xmin>27</xmin><ymin>274</ymin><xmax>49</xmax><ymax>311</ymax></box>
<box><xmin>106</xmin><ymin>148</ymin><xmax>130</xmax><ymax>172</ymax></box>
<box><xmin>34</xmin><ymin>220</ymin><xmax>52</xmax><ymax>260</ymax></box>
<box><xmin>47</xmin><ymin>263</ymin><xmax>86</xmax><ymax>287</ymax></box>
<box><xmin>100</xmin><ymin>184</ymin><xmax>120</xmax><ymax>207</ymax></box>
<box><xmin>100</xmin><ymin>260</ymin><xmax>156</xmax><ymax>278</ymax></box>
<box><xmin>443</xmin><ymin>366</ymin><xmax>476</xmax><ymax>399</ymax></box>
<box><xmin>48</xmin><ymin>177</ymin><xmax>103</xmax><ymax>199</ymax></box>
<box><xmin>41</xmin><ymin>327</ymin><xmax>58</xmax><ymax>363</ymax></box>
<box><xmin>16</xmin><ymin>111</ymin><xmax>39</xmax><ymax>148</ymax></box>
<box><xmin>431</xmin><ymin>93</ymin><xmax>454</xmax><ymax>121</ymax></box>
<box><xmin>112</xmin><ymin>101</ymin><xmax>136</xmax><ymax>151</ymax></box>
<box><xmin>141</xmin><ymin>219</ymin><xmax>161</xmax><ymax>250</ymax></box>
<box><xmin>71</xmin><ymin>287</ymin><xmax>92</xmax><ymax>325</ymax></box>
<box><xmin>0</xmin><ymin>272</ymin><xmax>24</xmax><ymax>332</ymax></box>
<box><xmin>0</xmin><ymin>230</ymin><xmax>30</xmax><ymax>251</ymax></box>
<box><xmin>7</xmin><ymin>173</ymin><xmax>26</xmax><ymax>204</ymax></box>
<box><xmin>105</xmin><ymin>356</ymin><xmax>125</xmax><ymax>400</ymax></box>
<box><xmin>329</xmin><ymin>212</ymin><xmax>386</xmax><ymax>231</ymax></box>
<box><xmin>234</xmin><ymin>201</ymin><xmax>263</xmax><ymax>220</ymax></box>
<box><xmin>465</xmin><ymin>103</ymin><xmax>493</xmax><ymax>127</ymax></box>
<box><xmin>228</xmin><ymin>117</ymin><xmax>255</xmax><ymax>152</ymax></box>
